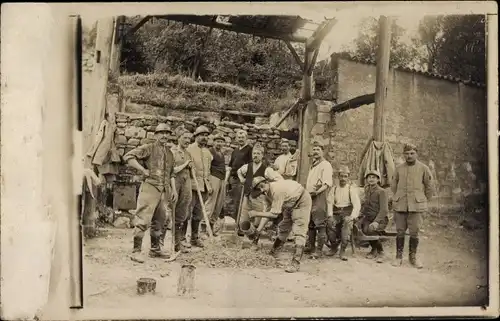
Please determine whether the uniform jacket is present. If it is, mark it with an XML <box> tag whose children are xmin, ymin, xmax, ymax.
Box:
<box><xmin>187</xmin><ymin>142</ymin><xmax>213</xmax><ymax>192</ymax></box>
<box><xmin>361</xmin><ymin>184</ymin><xmax>389</xmax><ymax>223</ymax></box>
<box><xmin>122</xmin><ymin>141</ymin><xmax>176</xmax><ymax>192</ymax></box>
<box><xmin>391</xmin><ymin>160</ymin><xmax>435</xmax><ymax>212</ymax></box>
<box><xmin>358</xmin><ymin>140</ymin><xmax>395</xmax><ymax>188</ymax></box>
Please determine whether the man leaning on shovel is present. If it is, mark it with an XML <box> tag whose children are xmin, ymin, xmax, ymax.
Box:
<box><xmin>248</xmin><ymin>176</ymin><xmax>312</xmax><ymax>273</ymax></box>
<box><xmin>123</xmin><ymin>123</ymin><xmax>178</xmax><ymax>263</ymax></box>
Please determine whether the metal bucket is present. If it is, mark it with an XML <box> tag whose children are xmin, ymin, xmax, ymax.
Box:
<box><xmin>240</xmin><ymin>220</ymin><xmax>256</xmax><ymax>236</ymax></box>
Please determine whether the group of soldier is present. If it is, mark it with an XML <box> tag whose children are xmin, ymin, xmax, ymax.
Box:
<box><xmin>123</xmin><ymin>122</ymin><xmax>435</xmax><ymax>274</ymax></box>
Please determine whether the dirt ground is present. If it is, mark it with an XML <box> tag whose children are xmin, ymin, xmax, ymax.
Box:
<box><xmin>83</xmin><ymin>205</ymin><xmax>488</xmax><ymax>310</ymax></box>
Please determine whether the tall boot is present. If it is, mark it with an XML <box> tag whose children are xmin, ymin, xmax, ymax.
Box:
<box><xmin>181</xmin><ymin>219</ymin><xmax>192</xmax><ymax>248</ymax></box>
<box><xmin>304</xmin><ymin>228</ymin><xmax>316</xmax><ymax>254</ymax></box>
<box><xmin>149</xmin><ymin>234</ymin><xmax>170</xmax><ymax>258</ymax></box>
<box><xmin>269</xmin><ymin>238</ymin><xmax>285</xmax><ymax>257</ymax></box>
<box><xmin>174</xmin><ymin>223</ymin><xmax>190</xmax><ymax>253</ymax></box>
<box><xmin>339</xmin><ymin>242</ymin><xmax>349</xmax><ymax>261</ymax></box>
<box><xmin>409</xmin><ymin>237</ymin><xmax>423</xmax><ymax>269</ymax></box>
<box><xmin>391</xmin><ymin>236</ymin><xmax>405</xmax><ymax>267</ymax></box>
<box><xmin>130</xmin><ymin>236</ymin><xmax>145</xmax><ymax>263</ymax></box>
<box><xmin>366</xmin><ymin>241</ymin><xmax>378</xmax><ymax>259</ymax></box>
<box><xmin>159</xmin><ymin>222</ymin><xmax>168</xmax><ymax>248</ymax></box>
<box><xmin>285</xmin><ymin>244</ymin><xmax>304</xmax><ymax>273</ymax></box>
<box><xmin>311</xmin><ymin>228</ymin><xmax>326</xmax><ymax>259</ymax></box>
<box><xmin>190</xmin><ymin>219</ymin><xmax>204</xmax><ymax>248</ymax></box>
<box><xmin>325</xmin><ymin>227</ymin><xmax>339</xmax><ymax>257</ymax></box>
<box><xmin>375</xmin><ymin>241</ymin><xmax>386</xmax><ymax>263</ymax></box>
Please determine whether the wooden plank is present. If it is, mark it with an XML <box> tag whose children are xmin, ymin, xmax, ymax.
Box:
<box><xmin>109</xmin><ymin>16</ymin><xmax>125</xmax><ymax>79</ymax></box>
<box><xmin>271</xmin><ymin>99</ymin><xmax>301</xmax><ymax>128</ymax></box>
<box><xmin>157</xmin><ymin>15</ymin><xmax>308</xmax><ymax>43</ymax></box>
<box><xmin>284</xmin><ymin>41</ymin><xmax>305</xmax><ymax>71</ymax></box>
<box><xmin>122</xmin><ymin>15</ymin><xmax>152</xmax><ymax>39</ymax></box>
<box><xmin>330</xmin><ymin>93</ymin><xmax>375</xmax><ymax>113</ymax></box>
<box><xmin>373</xmin><ymin>16</ymin><xmax>392</xmax><ymax>141</ymax></box>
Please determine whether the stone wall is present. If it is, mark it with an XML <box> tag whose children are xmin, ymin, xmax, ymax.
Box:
<box><xmin>112</xmin><ymin>112</ymin><xmax>295</xmax><ymax>209</ymax></box>
<box><xmin>306</xmin><ymin>58</ymin><xmax>487</xmax><ymax>196</ymax></box>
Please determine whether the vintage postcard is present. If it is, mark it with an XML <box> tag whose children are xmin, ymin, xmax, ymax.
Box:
<box><xmin>1</xmin><ymin>2</ymin><xmax>498</xmax><ymax>320</ymax></box>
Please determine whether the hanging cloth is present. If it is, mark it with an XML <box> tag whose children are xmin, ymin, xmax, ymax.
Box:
<box><xmin>358</xmin><ymin>139</ymin><xmax>395</xmax><ymax>188</ymax></box>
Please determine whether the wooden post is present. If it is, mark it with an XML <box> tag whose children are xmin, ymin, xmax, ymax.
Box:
<box><xmin>373</xmin><ymin>16</ymin><xmax>392</xmax><ymax>142</ymax></box>
<box><xmin>82</xmin><ymin>17</ymin><xmax>114</xmax><ymax>238</ymax></box>
<box><xmin>177</xmin><ymin>264</ymin><xmax>196</xmax><ymax>297</ymax></box>
<box><xmin>110</xmin><ymin>16</ymin><xmax>125</xmax><ymax>79</ymax></box>
<box><xmin>137</xmin><ymin>277</ymin><xmax>157</xmax><ymax>295</ymax></box>
<box><xmin>296</xmin><ymin>48</ymin><xmax>315</xmax><ymax>186</ymax></box>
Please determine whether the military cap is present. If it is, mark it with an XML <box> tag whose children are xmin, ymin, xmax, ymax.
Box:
<box><xmin>338</xmin><ymin>165</ymin><xmax>351</xmax><ymax>174</ymax></box>
<box><xmin>212</xmin><ymin>133</ymin><xmax>225</xmax><ymax>142</ymax></box>
<box><xmin>193</xmin><ymin>125</ymin><xmax>210</xmax><ymax>137</ymax></box>
<box><xmin>251</xmin><ymin>176</ymin><xmax>267</xmax><ymax>190</ymax></box>
<box><xmin>155</xmin><ymin>123</ymin><xmax>172</xmax><ymax>133</ymax></box>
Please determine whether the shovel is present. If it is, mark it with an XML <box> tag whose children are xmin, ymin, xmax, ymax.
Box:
<box><xmin>165</xmin><ymin>195</ymin><xmax>181</xmax><ymax>262</ymax></box>
<box><xmin>190</xmin><ymin>167</ymin><xmax>214</xmax><ymax>239</ymax></box>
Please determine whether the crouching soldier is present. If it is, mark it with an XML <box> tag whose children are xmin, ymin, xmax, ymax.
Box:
<box><xmin>249</xmin><ymin>176</ymin><xmax>312</xmax><ymax>273</ymax></box>
<box><xmin>305</xmin><ymin>140</ymin><xmax>333</xmax><ymax>259</ymax></box>
<box><xmin>325</xmin><ymin>165</ymin><xmax>361</xmax><ymax>261</ymax></box>
<box><xmin>359</xmin><ymin>170</ymin><xmax>389</xmax><ymax>263</ymax></box>
<box><xmin>123</xmin><ymin>123</ymin><xmax>178</xmax><ymax>263</ymax></box>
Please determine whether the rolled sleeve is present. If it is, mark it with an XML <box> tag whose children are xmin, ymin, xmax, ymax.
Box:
<box><xmin>265</xmin><ymin>167</ymin><xmax>284</xmax><ymax>181</ymax></box>
<box><xmin>321</xmin><ymin>162</ymin><xmax>334</xmax><ymax>187</ymax></box>
<box><xmin>350</xmin><ymin>187</ymin><xmax>361</xmax><ymax>218</ymax></box>
<box><xmin>123</xmin><ymin>144</ymin><xmax>152</xmax><ymax>162</ymax></box>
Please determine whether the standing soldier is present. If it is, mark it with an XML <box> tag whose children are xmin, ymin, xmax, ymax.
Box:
<box><xmin>249</xmin><ymin>177</ymin><xmax>312</xmax><ymax>273</ymax></box>
<box><xmin>203</xmin><ymin>133</ymin><xmax>228</xmax><ymax>236</ymax></box>
<box><xmin>186</xmin><ymin>125</ymin><xmax>214</xmax><ymax>248</ymax></box>
<box><xmin>170</xmin><ymin>129</ymin><xmax>194</xmax><ymax>253</ymax></box>
<box><xmin>391</xmin><ymin>143</ymin><xmax>435</xmax><ymax>269</ymax></box>
<box><xmin>358</xmin><ymin>170</ymin><xmax>389</xmax><ymax>263</ymax></box>
<box><xmin>227</xmin><ymin>129</ymin><xmax>253</xmax><ymax>234</ymax></box>
<box><xmin>305</xmin><ymin>140</ymin><xmax>333</xmax><ymax>259</ymax></box>
<box><xmin>123</xmin><ymin>123</ymin><xmax>178</xmax><ymax>263</ymax></box>
<box><xmin>272</xmin><ymin>139</ymin><xmax>293</xmax><ymax>179</ymax></box>
<box><xmin>325</xmin><ymin>165</ymin><xmax>361</xmax><ymax>261</ymax></box>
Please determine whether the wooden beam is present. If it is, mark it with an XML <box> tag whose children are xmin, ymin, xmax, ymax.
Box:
<box><xmin>307</xmin><ymin>48</ymin><xmax>320</xmax><ymax>75</ymax></box>
<box><xmin>110</xmin><ymin>15</ymin><xmax>125</xmax><ymax>79</ymax></box>
<box><xmin>157</xmin><ymin>15</ymin><xmax>308</xmax><ymax>43</ymax></box>
<box><xmin>301</xmin><ymin>49</ymin><xmax>315</xmax><ymax>101</ymax></box>
<box><xmin>285</xmin><ymin>41</ymin><xmax>305</xmax><ymax>71</ymax></box>
<box><xmin>306</xmin><ymin>19</ymin><xmax>337</xmax><ymax>50</ymax></box>
<box><xmin>331</xmin><ymin>93</ymin><xmax>375</xmax><ymax>113</ymax></box>
<box><xmin>271</xmin><ymin>99</ymin><xmax>301</xmax><ymax>128</ymax></box>
<box><xmin>373</xmin><ymin>16</ymin><xmax>392</xmax><ymax>142</ymax></box>
<box><xmin>122</xmin><ymin>15</ymin><xmax>152</xmax><ymax>39</ymax></box>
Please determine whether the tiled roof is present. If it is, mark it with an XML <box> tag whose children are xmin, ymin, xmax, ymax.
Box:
<box><xmin>331</xmin><ymin>52</ymin><xmax>486</xmax><ymax>89</ymax></box>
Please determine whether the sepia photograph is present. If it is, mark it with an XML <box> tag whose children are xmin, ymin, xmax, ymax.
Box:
<box><xmin>78</xmin><ymin>6</ymin><xmax>493</xmax><ymax>315</ymax></box>
<box><xmin>1</xmin><ymin>2</ymin><xmax>495</xmax><ymax>320</ymax></box>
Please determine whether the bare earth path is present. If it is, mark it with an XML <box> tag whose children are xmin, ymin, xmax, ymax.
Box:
<box><xmin>83</xmin><ymin>207</ymin><xmax>488</xmax><ymax>310</ymax></box>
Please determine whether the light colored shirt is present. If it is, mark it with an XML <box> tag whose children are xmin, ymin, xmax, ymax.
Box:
<box><xmin>306</xmin><ymin>158</ymin><xmax>333</xmax><ymax>192</ymax></box>
<box><xmin>238</xmin><ymin>162</ymin><xmax>283</xmax><ymax>182</ymax></box>
<box><xmin>274</xmin><ymin>153</ymin><xmax>292</xmax><ymax>175</ymax></box>
<box><xmin>187</xmin><ymin>142</ymin><xmax>213</xmax><ymax>192</ymax></box>
<box><xmin>327</xmin><ymin>183</ymin><xmax>361</xmax><ymax>217</ymax></box>
<box><xmin>266</xmin><ymin>180</ymin><xmax>305</xmax><ymax>214</ymax></box>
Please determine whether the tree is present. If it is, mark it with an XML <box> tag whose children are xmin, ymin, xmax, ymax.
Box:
<box><xmin>415</xmin><ymin>15</ymin><xmax>446</xmax><ymax>72</ymax></box>
<box><xmin>349</xmin><ymin>17</ymin><xmax>420</xmax><ymax>68</ymax></box>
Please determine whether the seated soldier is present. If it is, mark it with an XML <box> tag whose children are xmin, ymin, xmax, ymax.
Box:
<box><xmin>325</xmin><ymin>165</ymin><xmax>361</xmax><ymax>261</ymax></box>
<box><xmin>359</xmin><ymin>170</ymin><xmax>389</xmax><ymax>263</ymax></box>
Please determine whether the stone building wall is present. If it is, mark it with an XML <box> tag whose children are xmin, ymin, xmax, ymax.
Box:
<box><xmin>304</xmin><ymin>57</ymin><xmax>487</xmax><ymax>196</ymax></box>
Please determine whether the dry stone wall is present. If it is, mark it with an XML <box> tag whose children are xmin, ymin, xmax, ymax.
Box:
<box><xmin>114</xmin><ymin>112</ymin><xmax>295</xmax><ymax>184</ymax></box>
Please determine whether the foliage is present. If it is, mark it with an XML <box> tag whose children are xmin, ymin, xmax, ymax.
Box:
<box><xmin>120</xmin><ymin>17</ymin><xmax>304</xmax><ymax>99</ymax></box>
<box><xmin>416</xmin><ymin>15</ymin><xmax>486</xmax><ymax>83</ymax></box>
<box><xmin>119</xmin><ymin>72</ymin><xmax>296</xmax><ymax>114</ymax></box>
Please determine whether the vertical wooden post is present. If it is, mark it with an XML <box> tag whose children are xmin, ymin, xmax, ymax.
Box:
<box><xmin>82</xmin><ymin>17</ymin><xmax>114</xmax><ymax>238</ymax></box>
<box><xmin>373</xmin><ymin>16</ymin><xmax>392</xmax><ymax>142</ymax></box>
<box><xmin>296</xmin><ymin>48</ymin><xmax>315</xmax><ymax>186</ymax></box>
<box><xmin>177</xmin><ymin>264</ymin><xmax>196</xmax><ymax>297</ymax></box>
<box><xmin>110</xmin><ymin>16</ymin><xmax>125</xmax><ymax>79</ymax></box>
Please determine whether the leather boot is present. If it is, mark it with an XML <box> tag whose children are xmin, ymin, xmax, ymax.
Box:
<box><xmin>174</xmin><ymin>223</ymin><xmax>190</xmax><ymax>253</ymax></box>
<box><xmin>130</xmin><ymin>236</ymin><xmax>145</xmax><ymax>263</ymax></box>
<box><xmin>181</xmin><ymin>220</ymin><xmax>192</xmax><ymax>248</ymax></box>
<box><xmin>190</xmin><ymin>219</ymin><xmax>204</xmax><ymax>248</ymax></box>
<box><xmin>366</xmin><ymin>241</ymin><xmax>378</xmax><ymax>259</ymax></box>
<box><xmin>311</xmin><ymin>228</ymin><xmax>326</xmax><ymax>259</ymax></box>
<box><xmin>285</xmin><ymin>245</ymin><xmax>304</xmax><ymax>273</ymax></box>
<box><xmin>325</xmin><ymin>242</ymin><xmax>339</xmax><ymax>257</ymax></box>
<box><xmin>375</xmin><ymin>241</ymin><xmax>386</xmax><ymax>263</ymax></box>
<box><xmin>339</xmin><ymin>242</ymin><xmax>348</xmax><ymax>261</ymax></box>
<box><xmin>269</xmin><ymin>238</ymin><xmax>285</xmax><ymax>257</ymax></box>
<box><xmin>304</xmin><ymin>228</ymin><xmax>316</xmax><ymax>254</ymax></box>
<box><xmin>149</xmin><ymin>234</ymin><xmax>170</xmax><ymax>258</ymax></box>
<box><xmin>409</xmin><ymin>237</ymin><xmax>423</xmax><ymax>269</ymax></box>
<box><xmin>391</xmin><ymin>236</ymin><xmax>405</xmax><ymax>267</ymax></box>
<box><xmin>159</xmin><ymin>223</ymin><xmax>168</xmax><ymax>248</ymax></box>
